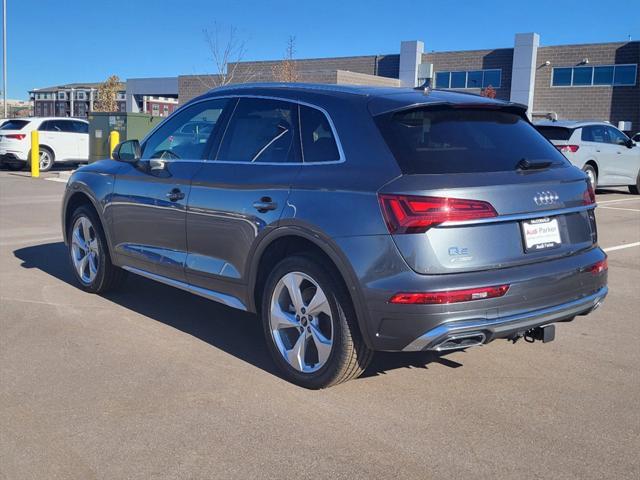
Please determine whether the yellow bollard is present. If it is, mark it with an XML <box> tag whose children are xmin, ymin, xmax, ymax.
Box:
<box><xmin>30</xmin><ymin>130</ymin><xmax>40</xmax><ymax>178</ymax></box>
<box><xmin>109</xmin><ymin>131</ymin><xmax>120</xmax><ymax>159</ymax></box>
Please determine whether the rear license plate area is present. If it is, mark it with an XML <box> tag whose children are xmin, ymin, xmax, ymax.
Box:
<box><xmin>521</xmin><ymin>217</ymin><xmax>561</xmax><ymax>253</ymax></box>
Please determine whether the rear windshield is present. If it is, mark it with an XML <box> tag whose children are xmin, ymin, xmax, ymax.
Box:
<box><xmin>0</xmin><ymin>120</ymin><xmax>29</xmax><ymax>130</ymax></box>
<box><xmin>375</xmin><ymin>108</ymin><xmax>568</xmax><ymax>174</ymax></box>
<box><xmin>534</xmin><ymin>126</ymin><xmax>574</xmax><ymax>141</ymax></box>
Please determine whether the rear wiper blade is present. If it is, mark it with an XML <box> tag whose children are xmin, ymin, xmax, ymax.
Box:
<box><xmin>517</xmin><ymin>158</ymin><xmax>552</xmax><ymax>170</ymax></box>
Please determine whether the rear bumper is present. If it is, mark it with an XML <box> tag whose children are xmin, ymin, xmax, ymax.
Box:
<box><xmin>403</xmin><ymin>286</ymin><xmax>607</xmax><ymax>351</ymax></box>
<box><xmin>334</xmin><ymin>235</ymin><xmax>608</xmax><ymax>351</ymax></box>
<box><xmin>0</xmin><ymin>153</ymin><xmax>27</xmax><ymax>163</ymax></box>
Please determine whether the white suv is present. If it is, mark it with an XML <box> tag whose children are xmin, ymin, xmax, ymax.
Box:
<box><xmin>0</xmin><ymin>117</ymin><xmax>89</xmax><ymax>172</ymax></box>
<box><xmin>535</xmin><ymin>121</ymin><xmax>640</xmax><ymax>194</ymax></box>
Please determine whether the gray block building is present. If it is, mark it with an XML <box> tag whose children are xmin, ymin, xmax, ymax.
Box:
<box><xmin>179</xmin><ymin>32</ymin><xmax>639</xmax><ymax>131</ymax></box>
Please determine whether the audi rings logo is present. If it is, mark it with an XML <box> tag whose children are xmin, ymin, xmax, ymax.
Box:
<box><xmin>534</xmin><ymin>191</ymin><xmax>560</xmax><ymax>206</ymax></box>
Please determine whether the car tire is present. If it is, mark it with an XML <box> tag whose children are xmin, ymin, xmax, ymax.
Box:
<box><xmin>629</xmin><ymin>174</ymin><xmax>639</xmax><ymax>195</ymax></box>
<box><xmin>28</xmin><ymin>147</ymin><xmax>55</xmax><ymax>172</ymax></box>
<box><xmin>583</xmin><ymin>164</ymin><xmax>597</xmax><ymax>189</ymax></box>
<box><xmin>261</xmin><ymin>255</ymin><xmax>373</xmax><ymax>389</ymax></box>
<box><xmin>68</xmin><ymin>205</ymin><xmax>127</xmax><ymax>293</ymax></box>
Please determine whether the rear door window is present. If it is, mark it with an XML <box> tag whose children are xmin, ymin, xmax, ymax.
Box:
<box><xmin>217</xmin><ymin>98</ymin><xmax>300</xmax><ymax>163</ymax></box>
<box><xmin>299</xmin><ymin>105</ymin><xmax>340</xmax><ymax>163</ymax></box>
<box><xmin>56</xmin><ymin>120</ymin><xmax>76</xmax><ymax>133</ymax></box>
<box><xmin>581</xmin><ymin>125</ymin><xmax>609</xmax><ymax>143</ymax></box>
<box><xmin>375</xmin><ymin>107</ymin><xmax>568</xmax><ymax>174</ymax></box>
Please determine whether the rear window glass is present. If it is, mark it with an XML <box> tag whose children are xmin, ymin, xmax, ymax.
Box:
<box><xmin>375</xmin><ymin>108</ymin><xmax>568</xmax><ymax>174</ymax></box>
<box><xmin>0</xmin><ymin>120</ymin><xmax>29</xmax><ymax>130</ymax></box>
<box><xmin>535</xmin><ymin>126</ymin><xmax>574</xmax><ymax>141</ymax></box>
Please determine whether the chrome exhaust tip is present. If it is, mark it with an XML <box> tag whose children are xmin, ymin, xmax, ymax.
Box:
<box><xmin>431</xmin><ymin>332</ymin><xmax>486</xmax><ymax>351</ymax></box>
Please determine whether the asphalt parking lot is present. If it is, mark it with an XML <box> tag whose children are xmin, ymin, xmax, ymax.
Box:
<box><xmin>1</xmin><ymin>170</ymin><xmax>639</xmax><ymax>479</ymax></box>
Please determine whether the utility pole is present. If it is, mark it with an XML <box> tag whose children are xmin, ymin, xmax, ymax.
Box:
<box><xmin>2</xmin><ymin>0</ymin><xmax>7</xmax><ymax>118</ymax></box>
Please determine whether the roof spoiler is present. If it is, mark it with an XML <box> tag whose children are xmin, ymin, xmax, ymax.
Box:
<box><xmin>375</xmin><ymin>100</ymin><xmax>528</xmax><ymax>117</ymax></box>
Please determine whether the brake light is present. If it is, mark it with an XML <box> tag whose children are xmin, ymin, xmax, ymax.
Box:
<box><xmin>389</xmin><ymin>285</ymin><xmax>510</xmax><ymax>305</ymax></box>
<box><xmin>5</xmin><ymin>134</ymin><xmax>26</xmax><ymax>140</ymax></box>
<box><xmin>587</xmin><ymin>258</ymin><xmax>607</xmax><ymax>275</ymax></box>
<box><xmin>378</xmin><ymin>194</ymin><xmax>497</xmax><ymax>234</ymax></box>
<box><xmin>583</xmin><ymin>181</ymin><xmax>596</xmax><ymax>205</ymax></box>
<box><xmin>556</xmin><ymin>145</ymin><xmax>579</xmax><ymax>153</ymax></box>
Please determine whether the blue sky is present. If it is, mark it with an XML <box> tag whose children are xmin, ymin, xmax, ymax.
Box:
<box><xmin>3</xmin><ymin>0</ymin><xmax>639</xmax><ymax>99</ymax></box>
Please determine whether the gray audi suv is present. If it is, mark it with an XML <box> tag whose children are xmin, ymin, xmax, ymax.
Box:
<box><xmin>62</xmin><ymin>84</ymin><xmax>608</xmax><ymax>388</ymax></box>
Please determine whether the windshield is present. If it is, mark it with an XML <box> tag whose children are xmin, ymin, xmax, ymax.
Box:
<box><xmin>375</xmin><ymin>107</ymin><xmax>569</xmax><ymax>174</ymax></box>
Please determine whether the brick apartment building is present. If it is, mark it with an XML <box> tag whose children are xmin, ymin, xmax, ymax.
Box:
<box><xmin>179</xmin><ymin>33</ymin><xmax>639</xmax><ymax>130</ymax></box>
<box><xmin>29</xmin><ymin>83</ymin><xmax>127</xmax><ymax>118</ymax></box>
<box><xmin>29</xmin><ymin>78</ymin><xmax>180</xmax><ymax>119</ymax></box>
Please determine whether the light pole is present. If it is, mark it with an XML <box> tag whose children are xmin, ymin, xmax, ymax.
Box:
<box><xmin>2</xmin><ymin>0</ymin><xmax>6</xmax><ymax>118</ymax></box>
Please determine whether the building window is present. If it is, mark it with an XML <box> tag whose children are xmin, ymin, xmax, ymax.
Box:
<box><xmin>435</xmin><ymin>69</ymin><xmax>502</xmax><ymax>89</ymax></box>
<box><xmin>76</xmin><ymin>91</ymin><xmax>86</xmax><ymax>100</ymax></box>
<box><xmin>57</xmin><ymin>91</ymin><xmax>67</xmax><ymax>100</ymax></box>
<box><xmin>551</xmin><ymin>64</ymin><xmax>637</xmax><ymax>87</ymax></box>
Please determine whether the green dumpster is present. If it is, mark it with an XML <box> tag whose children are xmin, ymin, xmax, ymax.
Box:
<box><xmin>87</xmin><ymin>112</ymin><xmax>164</xmax><ymax>162</ymax></box>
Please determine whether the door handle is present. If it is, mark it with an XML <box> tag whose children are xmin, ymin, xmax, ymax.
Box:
<box><xmin>252</xmin><ymin>197</ymin><xmax>277</xmax><ymax>212</ymax></box>
<box><xmin>166</xmin><ymin>188</ymin><xmax>185</xmax><ymax>202</ymax></box>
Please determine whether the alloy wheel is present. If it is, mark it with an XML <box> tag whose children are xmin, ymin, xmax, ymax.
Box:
<box><xmin>39</xmin><ymin>150</ymin><xmax>52</xmax><ymax>171</ymax></box>
<box><xmin>71</xmin><ymin>216</ymin><xmax>100</xmax><ymax>284</ymax></box>
<box><xmin>269</xmin><ymin>271</ymin><xmax>334</xmax><ymax>373</ymax></box>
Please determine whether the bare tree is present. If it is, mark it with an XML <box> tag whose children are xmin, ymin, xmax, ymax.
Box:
<box><xmin>201</xmin><ymin>22</ymin><xmax>249</xmax><ymax>88</ymax></box>
<box><xmin>93</xmin><ymin>75</ymin><xmax>121</xmax><ymax>112</ymax></box>
<box><xmin>272</xmin><ymin>36</ymin><xmax>299</xmax><ymax>83</ymax></box>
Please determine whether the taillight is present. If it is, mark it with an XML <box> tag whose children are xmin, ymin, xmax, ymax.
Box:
<box><xmin>587</xmin><ymin>258</ymin><xmax>607</xmax><ymax>275</ymax></box>
<box><xmin>389</xmin><ymin>285</ymin><xmax>510</xmax><ymax>305</ymax></box>
<box><xmin>583</xmin><ymin>181</ymin><xmax>596</xmax><ymax>205</ymax></box>
<box><xmin>5</xmin><ymin>134</ymin><xmax>26</xmax><ymax>140</ymax></box>
<box><xmin>556</xmin><ymin>145</ymin><xmax>579</xmax><ymax>153</ymax></box>
<box><xmin>378</xmin><ymin>194</ymin><xmax>497</xmax><ymax>234</ymax></box>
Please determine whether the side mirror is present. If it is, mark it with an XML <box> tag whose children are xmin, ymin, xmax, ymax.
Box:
<box><xmin>113</xmin><ymin>139</ymin><xmax>141</xmax><ymax>162</ymax></box>
<box><xmin>626</xmin><ymin>139</ymin><xmax>635</xmax><ymax>148</ymax></box>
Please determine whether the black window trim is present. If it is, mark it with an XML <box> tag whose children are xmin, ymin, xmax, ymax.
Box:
<box><xmin>139</xmin><ymin>95</ymin><xmax>346</xmax><ymax>166</ymax></box>
<box><xmin>137</xmin><ymin>95</ymin><xmax>345</xmax><ymax>166</ymax></box>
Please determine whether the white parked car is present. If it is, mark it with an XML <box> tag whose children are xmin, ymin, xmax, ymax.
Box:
<box><xmin>0</xmin><ymin>117</ymin><xmax>89</xmax><ymax>172</ymax></box>
<box><xmin>535</xmin><ymin>121</ymin><xmax>640</xmax><ymax>194</ymax></box>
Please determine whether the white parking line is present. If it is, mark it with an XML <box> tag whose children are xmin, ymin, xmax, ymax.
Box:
<box><xmin>598</xmin><ymin>198</ymin><xmax>640</xmax><ymax>204</ymax></box>
<box><xmin>598</xmin><ymin>206</ymin><xmax>640</xmax><ymax>212</ymax></box>
<box><xmin>603</xmin><ymin>242</ymin><xmax>640</xmax><ymax>253</ymax></box>
<box><xmin>44</xmin><ymin>177</ymin><xmax>69</xmax><ymax>184</ymax></box>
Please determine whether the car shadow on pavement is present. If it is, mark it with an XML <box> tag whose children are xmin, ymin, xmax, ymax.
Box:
<box><xmin>14</xmin><ymin>242</ymin><xmax>461</xmax><ymax>383</ymax></box>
